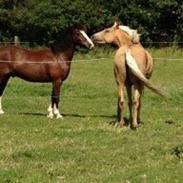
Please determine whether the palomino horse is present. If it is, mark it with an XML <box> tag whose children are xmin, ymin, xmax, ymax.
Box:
<box><xmin>91</xmin><ymin>22</ymin><xmax>163</xmax><ymax>129</ymax></box>
<box><xmin>0</xmin><ymin>26</ymin><xmax>94</xmax><ymax>118</ymax></box>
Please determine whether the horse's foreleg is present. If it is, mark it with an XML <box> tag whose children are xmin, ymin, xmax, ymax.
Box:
<box><xmin>53</xmin><ymin>96</ymin><xmax>63</xmax><ymax>119</ymax></box>
<box><xmin>0</xmin><ymin>77</ymin><xmax>10</xmax><ymax>114</ymax></box>
<box><xmin>132</xmin><ymin>84</ymin><xmax>142</xmax><ymax>128</ymax></box>
<box><xmin>47</xmin><ymin>80</ymin><xmax>63</xmax><ymax>119</ymax></box>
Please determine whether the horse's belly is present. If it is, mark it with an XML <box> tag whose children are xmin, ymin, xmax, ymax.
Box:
<box><xmin>12</xmin><ymin>64</ymin><xmax>69</xmax><ymax>82</ymax></box>
<box><xmin>15</xmin><ymin>72</ymin><xmax>51</xmax><ymax>82</ymax></box>
<box><xmin>13</xmin><ymin>66</ymin><xmax>52</xmax><ymax>82</ymax></box>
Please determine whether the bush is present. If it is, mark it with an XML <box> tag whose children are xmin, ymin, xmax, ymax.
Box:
<box><xmin>0</xmin><ymin>0</ymin><xmax>182</xmax><ymax>44</ymax></box>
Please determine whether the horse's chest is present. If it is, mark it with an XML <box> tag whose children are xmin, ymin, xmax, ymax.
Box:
<box><xmin>50</xmin><ymin>63</ymin><xmax>70</xmax><ymax>80</ymax></box>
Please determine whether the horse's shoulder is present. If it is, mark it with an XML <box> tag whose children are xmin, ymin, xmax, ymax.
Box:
<box><xmin>114</xmin><ymin>46</ymin><xmax>127</xmax><ymax>68</ymax></box>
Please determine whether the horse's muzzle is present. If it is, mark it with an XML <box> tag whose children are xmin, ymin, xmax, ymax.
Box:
<box><xmin>91</xmin><ymin>35</ymin><xmax>105</xmax><ymax>44</ymax></box>
<box><xmin>89</xmin><ymin>43</ymin><xmax>94</xmax><ymax>49</ymax></box>
<box><xmin>91</xmin><ymin>35</ymin><xmax>96</xmax><ymax>42</ymax></box>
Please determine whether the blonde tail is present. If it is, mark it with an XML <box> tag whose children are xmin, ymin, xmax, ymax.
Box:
<box><xmin>125</xmin><ymin>50</ymin><xmax>164</xmax><ymax>97</ymax></box>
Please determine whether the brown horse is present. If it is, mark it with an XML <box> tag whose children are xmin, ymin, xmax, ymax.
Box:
<box><xmin>91</xmin><ymin>22</ymin><xmax>164</xmax><ymax>129</ymax></box>
<box><xmin>0</xmin><ymin>26</ymin><xmax>94</xmax><ymax>118</ymax></box>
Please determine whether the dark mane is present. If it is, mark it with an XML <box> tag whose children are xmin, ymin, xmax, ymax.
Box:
<box><xmin>49</xmin><ymin>29</ymin><xmax>73</xmax><ymax>54</ymax></box>
<box><xmin>71</xmin><ymin>24</ymin><xmax>87</xmax><ymax>32</ymax></box>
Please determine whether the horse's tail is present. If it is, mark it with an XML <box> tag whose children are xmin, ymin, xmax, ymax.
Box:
<box><xmin>125</xmin><ymin>50</ymin><xmax>165</xmax><ymax>97</ymax></box>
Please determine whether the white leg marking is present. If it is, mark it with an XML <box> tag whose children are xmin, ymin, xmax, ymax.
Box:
<box><xmin>47</xmin><ymin>104</ymin><xmax>54</xmax><ymax>119</ymax></box>
<box><xmin>53</xmin><ymin>104</ymin><xmax>63</xmax><ymax>119</ymax></box>
<box><xmin>0</xmin><ymin>96</ymin><xmax>4</xmax><ymax>115</ymax></box>
<box><xmin>80</xmin><ymin>30</ymin><xmax>94</xmax><ymax>49</ymax></box>
<box><xmin>48</xmin><ymin>104</ymin><xmax>52</xmax><ymax>112</ymax></box>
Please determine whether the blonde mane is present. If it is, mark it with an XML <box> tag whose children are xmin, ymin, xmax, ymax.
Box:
<box><xmin>119</xmin><ymin>25</ymin><xmax>140</xmax><ymax>43</ymax></box>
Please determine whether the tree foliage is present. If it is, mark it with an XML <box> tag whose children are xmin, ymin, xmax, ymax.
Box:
<box><xmin>0</xmin><ymin>0</ymin><xmax>182</xmax><ymax>44</ymax></box>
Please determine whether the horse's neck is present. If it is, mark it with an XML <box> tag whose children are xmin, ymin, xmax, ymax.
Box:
<box><xmin>56</xmin><ymin>46</ymin><xmax>74</xmax><ymax>65</ymax></box>
<box><xmin>51</xmin><ymin>30</ymin><xmax>75</xmax><ymax>64</ymax></box>
<box><xmin>115</xmin><ymin>31</ymin><xmax>133</xmax><ymax>47</ymax></box>
<box><xmin>51</xmin><ymin>36</ymin><xmax>75</xmax><ymax>65</ymax></box>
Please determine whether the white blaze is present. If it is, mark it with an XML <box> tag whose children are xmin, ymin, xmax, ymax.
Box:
<box><xmin>80</xmin><ymin>30</ymin><xmax>94</xmax><ymax>48</ymax></box>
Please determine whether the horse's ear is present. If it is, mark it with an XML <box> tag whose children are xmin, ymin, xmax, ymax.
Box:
<box><xmin>113</xmin><ymin>21</ymin><xmax>120</xmax><ymax>29</ymax></box>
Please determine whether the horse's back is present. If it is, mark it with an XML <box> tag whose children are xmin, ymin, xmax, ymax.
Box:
<box><xmin>23</xmin><ymin>47</ymin><xmax>54</xmax><ymax>61</ymax></box>
<box><xmin>0</xmin><ymin>45</ymin><xmax>58</xmax><ymax>82</ymax></box>
<box><xmin>0</xmin><ymin>45</ymin><xmax>54</xmax><ymax>61</ymax></box>
<box><xmin>0</xmin><ymin>45</ymin><xmax>15</xmax><ymax>60</ymax></box>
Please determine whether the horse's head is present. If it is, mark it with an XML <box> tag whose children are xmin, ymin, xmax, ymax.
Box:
<box><xmin>71</xmin><ymin>26</ymin><xmax>94</xmax><ymax>49</ymax></box>
<box><xmin>91</xmin><ymin>22</ymin><xmax>140</xmax><ymax>47</ymax></box>
<box><xmin>91</xmin><ymin>22</ymin><xmax>120</xmax><ymax>45</ymax></box>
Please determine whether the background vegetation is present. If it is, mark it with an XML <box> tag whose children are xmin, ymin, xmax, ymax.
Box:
<box><xmin>0</xmin><ymin>1</ymin><xmax>183</xmax><ymax>182</ymax></box>
<box><xmin>0</xmin><ymin>0</ymin><xmax>183</xmax><ymax>44</ymax></box>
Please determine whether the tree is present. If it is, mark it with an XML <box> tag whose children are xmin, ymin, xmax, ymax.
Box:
<box><xmin>0</xmin><ymin>0</ymin><xmax>182</xmax><ymax>44</ymax></box>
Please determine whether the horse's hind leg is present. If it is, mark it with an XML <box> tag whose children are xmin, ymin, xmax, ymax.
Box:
<box><xmin>131</xmin><ymin>84</ymin><xmax>143</xmax><ymax>129</ymax></box>
<box><xmin>126</xmin><ymin>84</ymin><xmax>132</xmax><ymax>124</ymax></box>
<box><xmin>0</xmin><ymin>76</ymin><xmax>10</xmax><ymax>114</ymax></box>
<box><xmin>137</xmin><ymin>86</ymin><xmax>143</xmax><ymax>125</ymax></box>
<box><xmin>117</xmin><ymin>84</ymin><xmax>125</xmax><ymax>127</ymax></box>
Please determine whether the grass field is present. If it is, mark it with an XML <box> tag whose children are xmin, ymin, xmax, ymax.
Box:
<box><xmin>0</xmin><ymin>47</ymin><xmax>183</xmax><ymax>183</ymax></box>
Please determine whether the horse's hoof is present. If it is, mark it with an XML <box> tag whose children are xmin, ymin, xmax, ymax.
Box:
<box><xmin>0</xmin><ymin>110</ymin><xmax>4</xmax><ymax>115</ymax></box>
<box><xmin>47</xmin><ymin>113</ymin><xmax>54</xmax><ymax>119</ymax></box>
<box><xmin>131</xmin><ymin>124</ymin><xmax>140</xmax><ymax>130</ymax></box>
<box><xmin>119</xmin><ymin>122</ymin><xmax>126</xmax><ymax>128</ymax></box>
<box><xmin>114</xmin><ymin>121</ymin><xmax>126</xmax><ymax>128</ymax></box>
<box><xmin>56</xmin><ymin>114</ymin><xmax>63</xmax><ymax>119</ymax></box>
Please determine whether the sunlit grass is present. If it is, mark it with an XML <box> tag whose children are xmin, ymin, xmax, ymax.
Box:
<box><xmin>0</xmin><ymin>47</ymin><xmax>183</xmax><ymax>182</ymax></box>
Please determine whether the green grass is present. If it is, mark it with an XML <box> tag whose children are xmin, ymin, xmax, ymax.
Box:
<box><xmin>0</xmin><ymin>48</ymin><xmax>183</xmax><ymax>183</ymax></box>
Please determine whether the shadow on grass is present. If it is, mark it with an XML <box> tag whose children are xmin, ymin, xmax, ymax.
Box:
<box><xmin>18</xmin><ymin>112</ymin><xmax>46</xmax><ymax>116</ymax></box>
<box><xmin>108</xmin><ymin>117</ymin><xmax>131</xmax><ymax>125</ymax></box>
<box><xmin>18</xmin><ymin>112</ymin><xmax>116</xmax><ymax>119</ymax></box>
<box><xmin>63</xmin><ymin>113</ymin><xmax>116</xmax><ymax>119</ymax></box>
